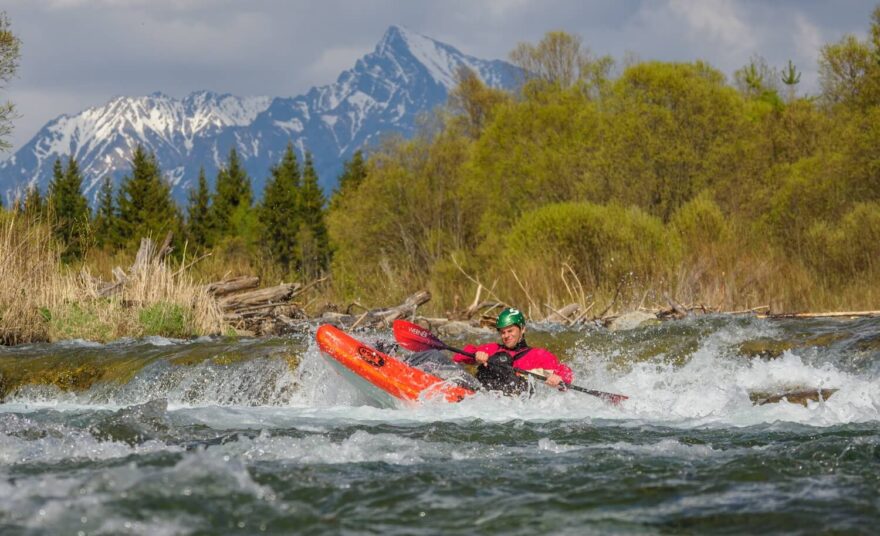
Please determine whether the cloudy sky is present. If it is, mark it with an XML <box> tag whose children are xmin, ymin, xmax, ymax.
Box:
<box><xmin>2</xmin><ymin>0</ymin><xmax>877</xmax><ymax>153</ymax></box>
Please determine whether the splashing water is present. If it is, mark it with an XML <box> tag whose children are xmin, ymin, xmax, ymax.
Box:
<box><xmin>1</xmin><ymin>316</ymin><xmax>878</xmax><ymax>534</ymax></box>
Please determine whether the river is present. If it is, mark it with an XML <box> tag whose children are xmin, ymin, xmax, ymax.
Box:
<box><xmin>1</xmin><ymin>315</ymin><xmax>878</xmax><ymax>534</ymax></box>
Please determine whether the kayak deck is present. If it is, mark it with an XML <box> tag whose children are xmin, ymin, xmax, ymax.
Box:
<box><xmin>315</xmin><ymin>324</ymin><xmax>475</xmax><ymax>405</ymax></box>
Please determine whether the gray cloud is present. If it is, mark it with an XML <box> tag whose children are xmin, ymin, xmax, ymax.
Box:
<box><xmin>2</xmin><ymin>0</ymin><xmax>876</xmax><ymax>153</ymax></box>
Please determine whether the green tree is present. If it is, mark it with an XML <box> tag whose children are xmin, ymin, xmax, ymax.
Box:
<box><xmin>259</xmin><ymin>143</ymin><xmax>301</xmax><ymax>272</ymax></box>
<box><xmin>48</xmin><ymin>156</ymin><xmax>90</xmax><ymax>261</ymax></box>
<box><xmin>297</xmin><ymin>152</ymin><xmax>329</xmax><ymax>278</ymax></box>
<box><xmin>329</xmin><ymin>149</ymin><xmax>367</xmax><ymax>210</ymax></box>
<box><xmin>597</xmin><ymin>61</ymin><xmax>747</xmax><ymax>221</ymax></box>
<box><xmin>780</xmin><ymin>59</ymin><xmax>802</xmax><ymax>101</ymax></box>
<box><xmin>117</xmin><ymin>145</ymin><xmax>180</xmax><ymax>246</ymax></box>
<box><xmin>0</xmin><ymin>12</ymin><xmax>21</xmax><ymax>152</ymax></box>
<box><xmin>819</xmin><ymin>34</ymin><xmax>877</xmax><ymax>110</ymax></box>
<box><xmin>92</xmin><ymin>176</ymin><xmax>118</xmax><ymax>249</ymax></box>
<box><xmin>447</xmin><ymin>66</ymin><xmax>511</xmax><ymax>138</ymax></box>
<box><xmin>210</xmin><ymin>148</ymin><xmax>252</xmax><ymax>239</ymax></box>
<box><xmin>21</xmin><ymin>184</ymin><xmax>46</xmax><ymax>219</ymax></box>
<box><xmin>186</xmin><ymin>167</ymin><xmax>212</xmax><ymax>249</ymax></box>
<box><xmin>510</xmin><ymin>30</ymin><xmax>586</xmax><ymax>89</ymax></box>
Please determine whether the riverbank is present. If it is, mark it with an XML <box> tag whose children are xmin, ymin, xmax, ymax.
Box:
<box><xmin>2</xmin><ymin>211</ymin><xmax>879</xmax><ymax>346</ymax></box>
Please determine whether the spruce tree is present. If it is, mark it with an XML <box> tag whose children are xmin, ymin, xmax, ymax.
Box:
<box><xmin>259</xmin><ymin>143</ymin><xmax>301</xmax><ymax>272</ymax></box>
<box><xmin>297</xmin><ymin>152</ymin><xmax>329</xmax><ymax>278</ymax></box>
<box><xmin>48</xmin><ymin>156</ymin><xmax>90</xmax><ymax>261</ymax></box>
<box><xmin>210</xmin><ymin>148</ymin><xmax>252</xmax><ymax>239</ymax></box>
<box><xmin>186</xmin><ymin>167</ymin><xmax>212</xmax><ymax>249</ymax></box>
<box><xmin>92</xmin><ymin>176</ymin><xmax>118</xmax><ymax>249</ymax></box>
<box><xmin>330</xmin><ymin>150</ymin><xmax>367</xmax><ymax>210</ymax></box>
<box><xmin>22</xmin><ymin>185</ymin><xmax>46</xmax><ymax>219</ymax></box>
<box><xmin>117</xmin><ymin>145</ymin><xmax>180</xmax><ymax>246</ymax></box>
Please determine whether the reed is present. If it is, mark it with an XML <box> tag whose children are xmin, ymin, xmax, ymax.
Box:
<box><xmin>0</xmin><ymin>210</ymin><xmax>224</xmax><ymax>344</ymax></box>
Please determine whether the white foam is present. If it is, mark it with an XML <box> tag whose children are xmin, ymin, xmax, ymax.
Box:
<box><xmin>0</xmin><ymin>414</ymin><xmax>176</xmax><ymax>465</ymax></box>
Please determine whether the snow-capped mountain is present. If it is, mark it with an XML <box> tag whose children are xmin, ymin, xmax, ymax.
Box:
<box><xmin>0</xmin><ymin>26</ymin><xmax>519</xmax><ymax>205</ymax></box>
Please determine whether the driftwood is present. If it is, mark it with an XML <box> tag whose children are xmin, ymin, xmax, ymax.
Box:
<box><xmin>206</xmin><ymin>276</ymin><xmax>260</xmax><ymax>297</ymax></box>
<box><xmin>321</xmin><ymin>290</ymin><xmax>432</xmax><ymax>330</ymax></box>
<box><xmin>93</xmin><ymin>235</ymin><xmax>173</xmax><ymax>298</ymax></box>
<box><xmin>211</xmin><ymin>276</ymin><xmax>330</xmax><ymax>336</ymax></box>
<box><xmin>749</xmin><ymin>388</ymin><xmax>838</xmax><ymax>406</ymax></box>
<box><xmin>219</xmin><ymin>283</ymin><xmax>301</xmax><ymax>311</ymax></box>
<box><xmin>759</xmin><ymin>310</ymin><xmax>880</xmax><ymax>319</ymax></box>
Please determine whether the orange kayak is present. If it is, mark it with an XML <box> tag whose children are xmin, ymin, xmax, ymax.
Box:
<box><xmin>315</xmin><ymin>324</ymin><xmax>474</xmax><ymax>406</ymax></box>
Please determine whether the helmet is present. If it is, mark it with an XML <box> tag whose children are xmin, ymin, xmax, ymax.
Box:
<box><xmin>496</xmin><ymin>307</ymin><xmax>525</xmax><ymax>330</ymax></box>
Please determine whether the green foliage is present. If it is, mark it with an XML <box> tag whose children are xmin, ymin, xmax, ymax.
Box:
<box><xmin>138</xmin><ymin>302</ymin><xmax>189</xmax><ymax>338</ymax></box>
<box><xmin>259</xmin><ymin>143</ymin><xmax>301</xmax><ymax>273</ymax></box>
<box><xmin>21</xmin><ymin>185</ymin><xmax>46</xmax><ymax>220</ymax></box>
<box><xmin>670</xmin><ymin>194</ymin><xmax>732</xmax><ymax>256</ymax></box>
<box><xmin>47</xmin><ymin>156</ymin><xmax>91</xmax><ymax>261</ymax></box>
<box><xmin>92</xmin><ymin>176</ymin><xmax>118</xmax><ymax>249</ymax></box>
<box><xmin>819</xmin><ymin>34</ymin><xmax>880</xmax><ymax>110</ymax></box>
<box><xmin>805</xmin><ymin>202</ymin><xmax>880</xmax><ymax>280</ymax></box>
<box><xmin>463</xmin><ymin>85</ymin><xmax>600</xmax><ymax>254</ymax></box>
<box><xmin>186</xmin><ymin>167</ymin><xmax>212</xmax><ymax>249</ymax></box>
<box><xmin>505</xmin><ymin>202</ymin><xmax>675</xmax><ymax>289</ymax></box>
<box><xmin>117</xmin><ymin>146</ymin><xmax>181</xmax><ymax>247</ymax></box>
<box><xmin>297</xmin><ymin>152</ymin><xmax>329</xmax><ymax>279</ymax></box>
<box><xmin>330</xmin><ymin>149</ymin><xmax>366</xmax><ymax>210</ymax></box>
<box><xmin>598</xmin><ymin>61</ymin><xmax>747</xmax><ymax>221</ymax></box>
<box><xmin>0</xmin><ymin>12</ymin><xmax>21</xmax><ymax>152</ymax></box>
<box><xmin>48</xmin><ymin>303</ymin><xmax>112</xmax><ymax>342</ymax></box>
<box><xmin>447</xmin><ymin>66</ymin><xmax>511</xmax><ymax>138</ymax></box>
<box><xmin>211</xmin><ymin>148</ymin><xmax>252</xmax><ymax>239</ymax></box>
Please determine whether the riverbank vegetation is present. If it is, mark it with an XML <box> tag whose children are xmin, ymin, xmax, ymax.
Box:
<box><xmin>2</xmin><ymin>7</ymin><xmax>880</xmax><ymax>343</ymax></box>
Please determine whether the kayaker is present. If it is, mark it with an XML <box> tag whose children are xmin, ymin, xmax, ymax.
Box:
<box><xmin>453</xmin><ymin>307</ymin><xmax>573</xmax><ymax>395</ymax></box>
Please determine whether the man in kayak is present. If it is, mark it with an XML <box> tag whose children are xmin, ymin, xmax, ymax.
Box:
<box><xmin>403</xmin><ymin>307</ymin><xmax>572</xmax><ymax>395</ymax></box>
<box><xmin>452</xmin><ymin>307</ymin><xmax>572</xmax><ymax>395</ymax></box>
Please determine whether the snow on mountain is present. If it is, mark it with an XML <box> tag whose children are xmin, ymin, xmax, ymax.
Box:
<box><xmin>0</xmin><ymin>26</ymin><xmax>519</xmax><ymax>205</ymax></box>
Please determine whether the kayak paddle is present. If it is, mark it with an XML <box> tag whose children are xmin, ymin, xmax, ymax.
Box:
<box><xmin>392</xmin><ymin>319</ymin><xmax>628</xmax><ymax>405</ymax></box>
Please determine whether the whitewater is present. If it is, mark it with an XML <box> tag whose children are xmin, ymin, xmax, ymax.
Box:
<box><xmin>1</xmin><ymin>315</ymin><xmax>878</xmax><ymax>534</ymax></box>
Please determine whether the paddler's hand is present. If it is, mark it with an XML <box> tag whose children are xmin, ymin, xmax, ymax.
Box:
<box><xmin>544</xmin><ymin>373</ymin><xmax>564</xmax><ymax>388</ymax></box>
<box><xmin>474</xmin><ymin>351</ymin><xmax>489</xmax><ymax>365</ymax></box>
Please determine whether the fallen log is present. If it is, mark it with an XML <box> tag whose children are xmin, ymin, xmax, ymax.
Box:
<box><xmin>749</xmin><ymin>388</ymin><xmax>838</xmax><ymax>406</ymax></box>
<box><xmin>542</xmin><ymin>303</ymin><xmax>581</xmax><ymax>323</ymax></box>
<box><xmin>206</xmin><ymin>276</ymin><xmax>261</xmax><ymax>297</ymax></box>
<box><xmin>219</xmin><ymin>283</ymin><xmax>301</xmax><ymax>311</ymax></box>
<box><xmin>760</xmin><ymin>310</ymin><xmax>880</xmax><ymax>319</ymax></box>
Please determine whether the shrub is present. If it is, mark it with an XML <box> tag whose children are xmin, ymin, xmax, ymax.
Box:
<box><xmin>504</xmin><ymin>202</ymin><xmax>677</xmax><ymax>289</ymax></box>
<box><xmin>139</xmin><ymin>302</ymin><xmax>190</xmax><ymax>338</ymax></box>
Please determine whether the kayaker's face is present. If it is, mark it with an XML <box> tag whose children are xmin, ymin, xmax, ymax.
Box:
<box><xmin>499</xmin><ymin>325</ymin><xmax>524</xmax><ymax>349</ymax></box>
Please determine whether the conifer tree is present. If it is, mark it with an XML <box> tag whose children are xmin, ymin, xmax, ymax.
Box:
<box><xmin>22</xmin><ymin>184</ymin><xmax>46</xmax><ymax>219</ymax></box>
<box><xmin>186</xmin><ymin>167</ymin><xmax>212</xmax><ymax>249</ymax></box>
<box><xmin>48</xmin><ymin>156</ymin><xmax>90</xmax><ymax>261</ymax></box>
<box><xmin>259</xmin><ymin>143</ymin><xmax>301</xmax><ymax>272</ymax></box>
<box><xmin>780</xmin><ymin>60</ymin><xmax>801</xmax><ymax>102</ymax></box>
<box><xmin>92</xmin><ymin>176</ymin><xmax>118</xmax><ymax>249</ymax></box>
<box><xmin>210</xmin><ymin>148</ymin><xmax>252</xmax><ymax>239</ymax></box>
<box><xmin>297</xmin><ymin>151</ymin><xmax>329</xmax><ymax>278</ymax></box>
<box><xmin>117</xmin><ymin>145</ymin><xmax>180</xmax><ymax>246</ymax></box>
<box><xmin>330</xmin><ymin>150</ymin><xmax>367</xmax><ymax>210</ymax></box>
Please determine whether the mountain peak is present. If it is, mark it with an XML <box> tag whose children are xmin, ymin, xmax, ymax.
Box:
<box><xmin>1</xmin><ymin>29</ymin><xmax>517</xmax><ymax>205</ymax></box>
<box><xmin>373</xmin><ymin>25</ymin><xmax>474</xmax><ymax>89</ymax></box>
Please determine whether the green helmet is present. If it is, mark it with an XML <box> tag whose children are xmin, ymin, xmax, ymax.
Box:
<box><xmin>496</xmin><ymin>307</ymin><xmax>525</xmax><ymax>329</ymax></box>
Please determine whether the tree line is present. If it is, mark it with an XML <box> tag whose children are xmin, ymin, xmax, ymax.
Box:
<box><xmin>4</xmin><ymin>6</ymin><xmax>880</xmax><ymax>313</ymax></box>
<box><xmin>326</xmin><ymin>8</ymin><xmax>880</xmax><ymax>312</ymax></box>
<box><xmin>10</xmin><ymin>142</ymin><xmax>352</xmax><ymax>280</ymax></box>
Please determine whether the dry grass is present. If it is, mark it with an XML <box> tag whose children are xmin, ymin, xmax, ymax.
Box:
<box><xmin>0</xmin><ymin>211</ymin><xmax>225</xmax><ymax>345</ymax></box>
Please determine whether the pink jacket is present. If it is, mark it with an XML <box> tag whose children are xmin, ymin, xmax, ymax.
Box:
<box><xmin>453</xmin><ymin>343</ymin><xmax>573</xmax><ymax>384</ymax></box>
